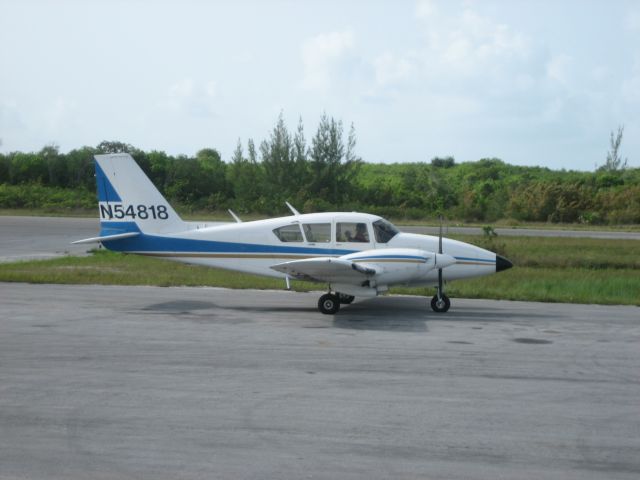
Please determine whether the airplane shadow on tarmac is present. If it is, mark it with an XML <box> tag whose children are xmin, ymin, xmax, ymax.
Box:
<box><xmin>333</xmin><ymin>296</ymin><xmax>551</xmax><ymax>332</ymax></box>
<box><xmin>140</xmin><ymin>296</ymin><xmax>550</xmax><ymax>332</ymax></box>
<box><xmin>332</xmin><ymin>296</ymin><xmax>429</xmax><ymax>332</ymax></box>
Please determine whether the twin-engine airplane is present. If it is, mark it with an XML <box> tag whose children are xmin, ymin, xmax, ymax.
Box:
<box><xmin>74</xmin><ymin>153</ymin><xmax>513</xmax><ymax>314</ymax></box>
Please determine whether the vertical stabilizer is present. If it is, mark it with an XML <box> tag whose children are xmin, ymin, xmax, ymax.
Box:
<box><xmin>95</xmin><ymin>153</ymin><xmax>187</xmax><ymax>235</ymax></box>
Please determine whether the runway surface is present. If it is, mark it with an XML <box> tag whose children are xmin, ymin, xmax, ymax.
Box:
<box><xmin>1</xmin><ymin>283</ymin><xmax>638</xmax><ymax>479</ymax></box>
<box><xmin>0</xmin><ymin>216</ymin><xmax>96</xmax><ymax>262</ymax></box>
<box><xmin>1</xmin><ymin>215</ymin><xmax>638</xmax><ymax>263</ymax></box>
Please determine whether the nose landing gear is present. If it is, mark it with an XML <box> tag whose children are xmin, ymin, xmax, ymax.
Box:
<box><xmin>430</xmin><ymin>293</ymin><xmax>451</xmax><ymax>313</ymax></box>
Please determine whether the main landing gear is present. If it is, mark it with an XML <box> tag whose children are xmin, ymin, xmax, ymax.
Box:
<box><xmin>317</xmin><ymin>291</ymin><xmax>451</xmax><ymax>314</ymax></box>
<box><xmin>317</xmin><ymin>292</ymin><xmax>355</xmax><ymax>314</ymax></box>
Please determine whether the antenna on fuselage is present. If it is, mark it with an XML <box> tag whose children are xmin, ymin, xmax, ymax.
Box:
<box><xmin>228</xmin><ymin>209</ymin><xmax>242</xmax><ymax>223</ymax></box>
<box><xmin>285</xmin><ymin>201</ymin><xmax>300</xmax><ymax>216</ymax></box>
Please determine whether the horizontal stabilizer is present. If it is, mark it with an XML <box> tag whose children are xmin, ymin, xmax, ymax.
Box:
<box><xmin>72</xmin><ymin>232</ymin><xmax>140</xmax><ymax>245</ymax></box>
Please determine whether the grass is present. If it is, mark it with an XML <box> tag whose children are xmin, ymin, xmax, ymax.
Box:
<box><xmin>0</xmin><ymin>235</ymin><xmax>638</xmax><ymax>306</ymax></box>
<box><xmin>452</xmin><ymin>235</ymin><xmax>640</xmax><ymax>270</ymax></box>
<box><xmin>397</xmin><ymin>268</ymin><xmax>639</xmax><ymax>305</ymax></box>
<box><xmin>0</xmin><ymin>250</ymin><xmax>297</xmax><ymax>290</ymax></box>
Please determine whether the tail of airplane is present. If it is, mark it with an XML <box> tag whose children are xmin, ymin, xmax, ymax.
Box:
<box><xmin>73</xmin><ymin>153</ymin><xmax>187</xmax><ymax>244</ymax></box>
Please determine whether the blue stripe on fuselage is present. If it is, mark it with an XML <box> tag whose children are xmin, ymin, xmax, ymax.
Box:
<box><xmin>100</xmin><ymin>223</ymin><xmax>356</xmax><ymax>256</ymax></box>
<box><xmin>352</xmin><ymin>254</ymin><xmax>428</xmax><ymax>262</ymax></box>
<box><xmin>454</xmin><ymin>256</ymin><xmax>495</xmax><ymax>264</ymax></box>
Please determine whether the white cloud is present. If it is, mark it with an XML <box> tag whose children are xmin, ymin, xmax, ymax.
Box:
<box><xmin>415</xmin><ymin>0</ymin><xmax>437</xmax><ymax>19</ymax></box>
<box><xmin>161</xmin><ymin>78</ymin><xmax>217</xmax><ymax>117</ymax></box>
<box><xmin>626</xmin><ymin>8</ymin><xmax>640</xmax><ymax>32</ymax></box>
<box><xmin>429</xmin><ymin>8</ymin><xmax>529</xmax><ymax>75</ymax></box>
<box><xmin>366</xmin><ymin>3</ymin><xmax>532</xmax><ymax>102</ymax></box>
<box><xmin>0</xmin><ymin>100</ymin><xmax>24</xmax><ymax>130</ymax></box>
<box><xmin>373</xmin><ymin>52</ymin><xmax>414</xmax><ymax>87</ymax></box>
<box><xmin>622</xmin><ymin>57</ymin><xmax>640</xmax><ymax>104</ymax></box>
<box><xmin>0</xmin><ymin>101</ymin><xmax>26</xmax><ymax>150</ymax></box>
<box><xmin>545</xmin><ymin>54</ymin><xmax>573</xmax><ymax>86</ymax></box>
<box><xmin>301</xmin><ymin>30</ymin><xmax>355</xmax><ymax>91</ymax></box>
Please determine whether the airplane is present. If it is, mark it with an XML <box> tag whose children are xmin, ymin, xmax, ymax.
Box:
<box><xmin>74</xmin><ymin>153</ymin><xmax>513</xmax><ymax>314</ymax></box>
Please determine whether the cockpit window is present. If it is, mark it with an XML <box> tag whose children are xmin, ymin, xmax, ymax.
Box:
<box><xmin>302</xmin><ymin>223</ymin><xmax>331</xmax><ymax>243</ymax></box>
<box><xmin>336</xmin><ymin>222</ymin><xmax>370</xmax><ymax>243</ymax></box>
<box><xmin>373</xmin><ymin>219</ymin><xmax>399</xmax><ymax>243</ymax></box>
<box><xmin>273</xmin><ymin>224</ymin><xmax>303</xmax><ymax>242</ymax></box>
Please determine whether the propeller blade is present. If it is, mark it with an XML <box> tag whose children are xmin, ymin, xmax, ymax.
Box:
<box><xmin>437</xmin><ymin>216</ymin><xmax>444</xmax><ymax>298</ymax></box>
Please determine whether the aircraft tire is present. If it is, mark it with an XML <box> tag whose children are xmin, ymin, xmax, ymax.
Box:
<box><xmin>337</xmin><ymin>293</ymin><xmax>355</xmax><ymax>304</ymax></box>
<box><xmin>430</xmin><ymin>294</ymin><xmax>451</xmax><ymax>313</ymax></box>
<box><xmin>318</xmin><ymin>293</ymin><xmax>340</xmax><ymax>315</ymax></box>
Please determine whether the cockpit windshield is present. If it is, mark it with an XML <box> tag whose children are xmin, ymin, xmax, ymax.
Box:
<box><xmin>373</xmin><ymin>218</ymin><xmax>399</xmax><ymax>243</ymax></box>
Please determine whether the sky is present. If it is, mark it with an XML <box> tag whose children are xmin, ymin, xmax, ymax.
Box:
<box><xmin>1</xmin><ymin>0</ymin><xmax>639</xmax><ymax>170</ymax></box>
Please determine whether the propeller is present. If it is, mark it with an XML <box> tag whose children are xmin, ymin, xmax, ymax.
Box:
<box><xmin>437</xmin><ymin>215</ymin><xmax>443</xmax><ymax>301</ymax></box>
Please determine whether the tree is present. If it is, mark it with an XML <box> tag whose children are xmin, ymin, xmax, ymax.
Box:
<box><xmin>308</xmin><ymin>114</ymin><xmax>359</xmax><ymax>205</ymax></box>
<box><xmin>8</xmin><ymin>152</ymin><xmax>47</xmax><ymax>184</ymax></box>
<box><xmin>0</xmin><ymin>151</ymin><xmax>8</xmax><ymax>183</ymax></box>
<box><xmin>247</xmin><ymin>138</ymin><xmax>257</xmax><ymax>164</ymax></box>
<box><xmin>431</xmin><ymin>156</ymin><xmax>455</xmax><ymax>168</ymax></box>
<box><xmin>65</xmin><ymin>146</ymin><xmax>97</xmax><ymax>189</ymax></box>
<box><xmin>345</xmin><ymin>122</ymin><xmax>360</xmax><ymax>164</ymax></box>
<box><xmin>227</xmin><ymin>138</ymin><xmax>263</xmax><ymax>211</ymax></box>
<box><xmin>40</xmin><ymin>144</ymin><xmax>67</xmax><ymax>187</ymax></box>
<box><xmin>600</xmin><ymin>126</ymin><xmax>628</xmax><ymax>172</ymax></box>
<box><xmin>96</xmin><ymin>140</ymin><xmax>139</xmax><ymax>154</ymax></box>
<box><xmin>196</xmin><ymin>147</ymin><xmax>229</xmax><ymax>203</ymax></box>
<box><xmin>260</xmin><ymin>112</ymin><xmax>296</xmax><ymax>208</ymax></box>
<box><xmin>146</xmin><ymin>150</ymin><xmax>172</xmax><ymax>192</ymax></box>
<box><xmin>292</xmin><ymin>116</ymin><xmax>310</xmax><ymax>190</ymax></box>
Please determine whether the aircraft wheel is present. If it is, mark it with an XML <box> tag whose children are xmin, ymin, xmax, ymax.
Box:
<box><xmin>337</xmin><ymin>293</ymin><xmax>355</xmax><ymax>304</ymax></box>
<box><xmin>430</xmin><ymin>294</ymin><xmax>451</xmax><ymax>313</ymax></box>
<box><xmin>318</xmin><ymin>293</ymin><xmax>340</xmax><ymax>315</ymax></box>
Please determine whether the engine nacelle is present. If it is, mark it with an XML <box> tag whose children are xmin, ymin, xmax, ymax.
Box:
<box><xmin>341</xmin><ymin>247</ymin><xmax>452</xmax><ymax>286</ymax></box>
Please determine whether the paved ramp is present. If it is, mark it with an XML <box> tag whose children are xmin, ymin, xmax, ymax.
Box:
<box><xmin>1</xmin><ymin>284</ymin><xmax>638</xmax><ymax>479</ymax></box>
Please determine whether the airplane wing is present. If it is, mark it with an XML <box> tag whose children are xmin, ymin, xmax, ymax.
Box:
<box><xmin>270</xmin><ymin>257</ymin><xmax>378</xmax><ymax>283</ymax></box>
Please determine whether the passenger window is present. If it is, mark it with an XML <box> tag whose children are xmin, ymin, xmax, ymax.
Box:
<box><xmin>336</xmin><ymin>222</ymin><xmax>370</xmax><ymax>243</ymax></box>
<box><xmin>302</xmin><ymin>223</ymin><xmax>331</xmax><ymax>243</ymax></box>
<box><xmin>273</xmin><ymin>224</ymin><xmax>303</xmax><ymax>242</ymax></box>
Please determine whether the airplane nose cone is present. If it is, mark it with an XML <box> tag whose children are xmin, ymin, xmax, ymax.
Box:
<box><xmin>496</xmin><ymin>255</ymin><xmax>513</xmax><ymax>272</ymax></box>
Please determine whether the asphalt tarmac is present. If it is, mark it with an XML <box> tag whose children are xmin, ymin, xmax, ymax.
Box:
<box><xmin>0</xmin><ymin>216</ymin><xmax>95</xmax><ymax>262</ymax></box>
<box><xmin>1</xmin><ymin>283</ymin><xmax>638</xmax><ymax>479</ymax></box>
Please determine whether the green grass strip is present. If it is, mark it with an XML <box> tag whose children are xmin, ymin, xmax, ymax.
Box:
<box><xmin>1</xmin><ymin>250</ymin><xmax>638</xmax><ymax>306</ymax></box>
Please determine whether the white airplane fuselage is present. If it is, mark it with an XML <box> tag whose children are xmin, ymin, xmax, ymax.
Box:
<box><xmin>103</xmin><ymin>212</ymin><xmax>496</xmax><ymax>287</ymax></box>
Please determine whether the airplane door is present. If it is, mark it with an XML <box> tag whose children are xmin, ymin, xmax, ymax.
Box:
<box><xmin>335</xmin><ymin>221</ymin><xmax>374</xmax><ymax>252</ymax></box>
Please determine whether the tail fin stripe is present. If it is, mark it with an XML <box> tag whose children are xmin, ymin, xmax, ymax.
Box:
<box><xmin>96</xmin><ymin>161</ymin><xmax>122</xmax><ymax>202</ymax></box>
